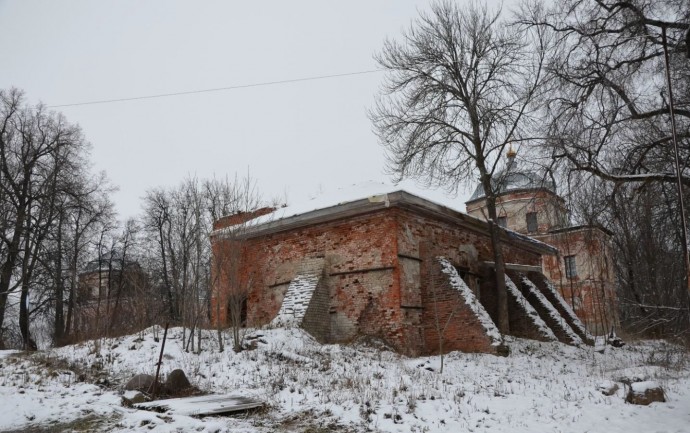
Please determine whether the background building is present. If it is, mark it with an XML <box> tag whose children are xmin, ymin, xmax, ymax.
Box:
<box><xmin>75</xmin><ymin>253</ymin><xmax>157</xmax><ymax>339</ymax></box>
<box><xmin>465</xmin><ymin>152</ymin><xmax>618</xmax><ymax>334</ymax></box>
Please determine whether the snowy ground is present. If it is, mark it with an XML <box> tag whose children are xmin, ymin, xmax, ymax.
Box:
<box><xmin>0</xmin><ymin>327</ymin><xmax>688</xmax><ymax>432</ymax></box>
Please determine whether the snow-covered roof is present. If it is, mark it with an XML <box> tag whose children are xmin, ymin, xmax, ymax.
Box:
<box><xmin>254</xmin><ymin>181</ymin><xmax>399</xmax><ymax>225</ymax></box>
<box><xmin>212</xmin><ymin>181</ymin><xmax>557</xmax><ymax>256</ymax></box>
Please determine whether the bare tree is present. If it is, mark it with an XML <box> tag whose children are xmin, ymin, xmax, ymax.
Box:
<box><xmin>428</xmin><ymin>279</ymin><xmax>461</xmax><ymax>374</ymax></box>
<box><xmin>140</xmin><ymin>174</ymin><xmax>266</xmax><ymax>352</ymax></box>
<box><xmin>519</xmin><ymin>0</ymin><xmax>690</xmax><ymax>335</ymax></box>
<box><xmin>520</xmin><ymin>0</ymin><xmax>690</xmax><ymax>186</ymax></box>
<box><xmin>142</xmin><ymin>188</ymin><xmax>178</xmax><ymax>321</ymax></box>
<box><xmin>0</xmin><ymin>88</ymin><xmax>97</xmax><ymax>349</ymax></box>
<box><xmin>61</xmin><ymin>176</ymin><xmax>115</xmax><ymax>343</ymax></box>
<box><xmin>566</xmin><ymin>174</ymin><xmax>690</xmax><ymax>338</ymax></box>
<box><xmin>370</xmin><ymin>1</ymin><xmax>549</xmax><ymax>333</ymax></box>
<box><xmin>106</xmin><ymin>218</ymin><xmax>138</xmax><ymax>335</ymax></box>
<box><xmin>210</xmin><ymin>174</ymin><xmax>264</xmax><ymax>353</ymax></box>
<box><xmin>611</xmin><ymin>183</ymin><xmax>689</xmax><ymax>338</ymax></box>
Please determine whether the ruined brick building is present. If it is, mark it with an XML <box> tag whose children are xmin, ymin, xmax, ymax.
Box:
<box><xmin>466</xmin><ymin>150</ymin><xmax>618</xmax><ymax>334</ymax></box>
<box><xmin>74</xmin><ymin>253</ymin><xmax>155</xmax><ymax>339</ymax></box>
<box><xmin>211</xmin><ymin>184</ymin><xmax>595</xmax><ymax>356</ymax></box>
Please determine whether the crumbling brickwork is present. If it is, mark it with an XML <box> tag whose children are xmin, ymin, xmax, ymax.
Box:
<box><xmin>211</xmin><ymin>191</ymin><xmax>576</xmax><ymax>356</ymax></box>
<box><xmin>423</xmin><ymin>259</ymin><xmax>499</xmax><ymax>354</ymax></box>
<box><xmin>213</xmin><ymin>210</ymin><xmax>406</xmax><ymax>349</ymax></box>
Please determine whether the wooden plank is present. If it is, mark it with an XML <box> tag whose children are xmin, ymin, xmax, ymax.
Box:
<box><xmin>134</xmin><ymin>394</ymin><xmax>263</xmax><ymax>417</ymax></box>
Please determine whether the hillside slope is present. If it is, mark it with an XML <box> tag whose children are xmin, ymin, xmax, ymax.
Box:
<box><xmin>0</xmin><ymin>327</ymin><xmax>688</xmax><ymax>432</ymax></box>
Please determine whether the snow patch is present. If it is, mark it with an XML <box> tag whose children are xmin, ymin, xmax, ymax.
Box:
<box><xmin>271</xmin><ymin>258</ymin><xmax>325</xmax><ymax>328</ymax></box>
<box><xmin>631</xmin><ymin>381</ymin><xmax>662</xmax><ymax>394</ymax></box>
<box><xmin>1</xmin><ymin>327</ymin><xmax>689</xmax><ymax>433</ymax></box>
<box><xmin>212</xmin><ymin>180</ymin><xmax>471</xmax><ymax>236</ymax></box>
<box><xmin>276</xmin><ymin>350</ymin><xmax>316</xmax><ymax>366</ymax></box>
<box><xmin>252</xmin><ymin>181</ymin><xmax>398</xmax><ymax>226</ymax></box>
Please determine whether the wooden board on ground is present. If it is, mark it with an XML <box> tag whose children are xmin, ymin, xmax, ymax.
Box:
<box><xmin>134</xmin><ymin>394</ymin><xmax>263</xmax><ymax>417</ymax></box>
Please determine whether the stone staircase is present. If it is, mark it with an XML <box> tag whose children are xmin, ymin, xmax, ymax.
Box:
<box><xmin>505</xmin><ymin>274</ymin><xmax>558</xmax><ymax>342</ymax></box>
<box><xmin>438</xmin><ymin>257</ymin><xmax>502</xmax><ymax>346</ymax></box>
<box><xmin>526</xmin><ymin>271</ymin><xmax>594</xmax><ymax>345</ymax></box>
<box><xmin>508</xmin><ymin>271</ymin><xmax>583</xmax><ymax>346</ymax></box>
<box><xmin>270</xmin><ymin>258</ymin><xmax>326</xmax><ymax>328</ymax></box>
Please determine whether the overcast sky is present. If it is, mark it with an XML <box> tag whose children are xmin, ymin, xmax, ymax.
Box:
<box><xmin>0</xmin><ymin>0</ymin><xmax>515</xmax><ymax>220</ymax></box>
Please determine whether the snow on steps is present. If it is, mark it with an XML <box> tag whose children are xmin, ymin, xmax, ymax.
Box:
<box><xmin>545</xmin><ymin>280</ymin><xmax>594</xmax><ymax>343</ymax></box>
<box><xmin>533</xmin><ymin>275</ymin><xmax>594</xmax><ymax>344</ymax></box>
<box><xmin>438</xmin><ymin>257</ymin><xmax>502</xmax><ymax>346</ymax></box>
<box><xmin>270</xmin><ymin>258</ymin><xmax>325</xmax><ymax>328</ymax></box>
<box><xmin>519</xmin><ymin>275</ymin><xmax>583</xmax><ymax>346</ymax></box>
<box><xmin>505</xmin><ymin>275</ymin><xmax>558</xmax><ymax>342</ymax></box>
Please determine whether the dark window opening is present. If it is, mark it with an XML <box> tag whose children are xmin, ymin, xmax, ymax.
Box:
<box><xmin>526</xmin><ymin>212</ymin><xmax>538</xmax><ymax>233</ymax></box>
<box><xmin>564</xmin><ymin>255</ymin><xmax>577</xmax><ymax>279</ymax></box>
<box><xmin>227</xmin><ymin>297</ymin><xmax>248</xmax><ymax>327</ymax></box>
<box><xmin>455</xmin><ymin>266</ymin><xmax>480</xmax><ymax>298</ymax></box>
<box><xmin>455</xmin><ymin>266</ymin><xmax>469</xmax><ymax>283</ymax></box>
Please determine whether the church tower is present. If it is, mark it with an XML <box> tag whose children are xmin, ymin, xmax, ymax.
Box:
<box><xmin>465</xmin><ymin>149</ymin><xmax>618</xmax><ymax>334</ymax></box>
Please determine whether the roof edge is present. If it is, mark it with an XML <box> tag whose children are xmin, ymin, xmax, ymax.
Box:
<box><xmin>465</xmin><ymin>186</ymin><xmax>562</xmax><ymax>206</ymax></box>
<box><xmin>548</xmin><ymin>224</ymin><xmax>613</xmax><ymax>237</ymax></box>
<box><xmin>212</xmin><ymin>190</ymin><xmax>557</xmax><ymax>256</ymax></box>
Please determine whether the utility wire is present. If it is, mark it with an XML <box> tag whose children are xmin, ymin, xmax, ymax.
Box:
<box><xmin>48</xmin><ymin>69</ymin><xmax>380</xmax><ymax>108</ymax></box>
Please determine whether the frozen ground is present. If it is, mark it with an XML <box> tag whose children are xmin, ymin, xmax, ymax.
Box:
<box><xmin>0</xmin><ymin>327</ymin><xmax>688</xmax><ymax>432</ymax></box>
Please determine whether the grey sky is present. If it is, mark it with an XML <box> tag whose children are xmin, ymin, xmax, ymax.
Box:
<box><xmin>0</xmin><ymin>0</ymin><xmax>512</xmax><ymax>219</ymax></box>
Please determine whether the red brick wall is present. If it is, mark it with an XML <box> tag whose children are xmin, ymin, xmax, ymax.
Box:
<box><xmin>394</xmin><ymin>207</ymin><xmax>544</xmax><ymax>353</ymax></box>
<box><xmin>396</xmin><ymin>208</ymin><xmax>542</xmax><ymax>267</ymax></box>
<box><xmin>422</xmin><ymin>259</ymin><xmax>498</xmax><ymax>354</ymax></box>
<box><xmin>212</xmin><ymin>209</ymin><xmax>408</xmax><ymax>351</ymax></box>
<box><xmin>212</xmin><ymin>205</ymin><xmax>549</xmax><ymax>356</ymax></box>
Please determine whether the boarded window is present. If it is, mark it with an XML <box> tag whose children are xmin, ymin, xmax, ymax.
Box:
<box><xmin>564</xmin><ymin>255</ymin><xmax>577</xmax><ymax>278</ymax></box>
<box><xmin>526</xmin><ymin>212</ymin><xmax>538</xmax><ymax>233</ymax></box>
<box><xmin>400</xmin><ymin>258</ymin><xmax>422</xmax><ymax>308</ymax></box>
<box><xmin>497</xmin><ymin>216</ymin><xmax>507</xmax><ymax>228</ymax></box>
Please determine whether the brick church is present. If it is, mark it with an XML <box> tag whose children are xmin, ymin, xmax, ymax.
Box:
<box><xmin>211</xmin><ymin>181</ymin><xmax>599</xmax><ymax>356</ymax></box>
<box><xmin>465</xmin><ymin>149</ymin><xmax>618</xmax><ymax>334</ymax></box>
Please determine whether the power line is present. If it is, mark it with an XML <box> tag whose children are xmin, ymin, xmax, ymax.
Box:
<box><xmin>48</xmin><ymin>70</ymin><xmax>381</xmax><ymax>108</ymax></box>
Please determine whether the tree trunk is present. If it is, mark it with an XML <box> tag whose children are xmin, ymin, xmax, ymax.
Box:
<box><xmin>19</xmin><ymin>281</ymin><xmax>36</xmax><ymax>350</ymax></box>
<box><xmin>64</xmin><ymin>213</ymin><xmax>83</xmax><ymax>340</ymax></box>
<box><xmin>217</xmin><ymin>293</ymin><xmax>224</xmax><ymax>352</ymax></box>
<box><xmin>483</xmin><ymin>188</ymin><xmax>510</xmax><ymax>334</ymax></box>
<box><xmin>488</xmin><ymin>220</ymin><xmax>510</xmax><ymax>334</ymax></box>
<box><xmin>19</xmin><ymin>207</ymin><xmax>38</xmax><ymax>351</ymax></box>
<box><xmin>54</xmin><ymin>214</ymin><xmax>65</xmax><ymax>345</ymax></box>
<box><xmin>158</xmin><ymin>222</ymin><xmax>176</xmax><ymax>320</ymax></box>
<box><xmin>0</xmin><ymin>203</ymin><xmax>27</xmax><ymax>348</ymax></box>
